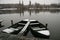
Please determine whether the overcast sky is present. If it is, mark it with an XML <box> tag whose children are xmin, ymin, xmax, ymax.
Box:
<box><xmin>0</xmin><ymin>0</ymin><xmax>60</xmax><ymax>5</ymax></box>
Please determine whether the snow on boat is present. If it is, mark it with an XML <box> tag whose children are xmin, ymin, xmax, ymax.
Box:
<box><xmin>30</xmin><ymin>20</ymin><xmax>50</xmax><ymax>38</ymax></box>
<box><xmin>2</xmin><ymin>20</ymin><xmax>28</xmax><ymax>35</ymax></box>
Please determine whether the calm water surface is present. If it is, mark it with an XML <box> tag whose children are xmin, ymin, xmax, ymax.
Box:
<box><xmin>0</xmin><ymin>11</ymin><xmax>60</xmax><ymax>40</ymax></box>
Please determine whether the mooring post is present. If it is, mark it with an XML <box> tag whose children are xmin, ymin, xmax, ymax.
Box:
<box><xmin>11</xmin><ymin>20</ymin><xmax>13</xmax><ymax>25</ymax></box>
<box><xmin>0</xmin><ymin>22</ymin><xmax>2</xmax><ymax>26</ymax></box>
<box><xmin>0</xmin><ymin>20</ymin><xmax>3</xmax><ymax>26</ymax></box>
<box><xmin>46</xmin><ymin>23</ymin><xmax>48</xmax><ymax>28</ymax></box>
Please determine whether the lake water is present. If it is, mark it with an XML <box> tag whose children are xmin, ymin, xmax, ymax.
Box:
<box><xmin>0</xmin><ymin>10</ymin><xmax>60</xmax><ymax>40</ymax></box>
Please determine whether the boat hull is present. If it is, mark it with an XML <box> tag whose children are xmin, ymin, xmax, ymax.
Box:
<box><xmin>2</xmin><ymin>20</ymin><xmax>28</xmax><ymax>35</ymax></box>
<box><xmin>30</xmin><ymin>28</ymin><xmax>50</xmax><ymax>39</ymax></box>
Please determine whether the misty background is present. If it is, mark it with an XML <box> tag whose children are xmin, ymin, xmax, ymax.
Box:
<box><xmin>0</xmin><ymin>0</ymin><xmax>60</xmax><ymax>5</ymax></box>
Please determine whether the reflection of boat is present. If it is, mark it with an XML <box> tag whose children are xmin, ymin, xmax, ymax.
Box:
<box><xmin>30</xmin><ymin>20</ymin><xmax>50</xmax><ymax>38</ymax></box>
<box><xmin>2</xmin><ymin>20</ymin><xmax>29</xmax><ymax>35</ymax></box>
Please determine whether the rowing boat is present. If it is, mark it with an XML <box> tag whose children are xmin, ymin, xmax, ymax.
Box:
<box><xmin>29</xmin><ymin>20</ymin><xmax>50</xmax><ymax>38</ymax></box>
<box><xmin>2</xmin><ymin>19</ymin><xmax>29</xmax><ymax>35</ymax></box>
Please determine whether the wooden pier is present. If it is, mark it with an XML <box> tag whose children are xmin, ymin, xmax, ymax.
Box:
<box><xmin>18</xmin><ymin>21</ymin><xmax>30</xmax><ymax>36</ymax></box>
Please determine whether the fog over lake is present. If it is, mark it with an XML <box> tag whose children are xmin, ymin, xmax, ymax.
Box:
<box><xmin>0</xmin><ymin>0</ymin><xmax>60</xmax><ymax>5</ymax></box>
<box><xmin>0</xmin><ymin>0</ymin><xmax>60</xmax><ymax>40</ymax></box>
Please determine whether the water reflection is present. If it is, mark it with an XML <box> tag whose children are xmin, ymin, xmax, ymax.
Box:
<box><xmin>0</xmin><ymin>10</ymin><xmax>60</xmax><ymax>15</ymax></box>
<box><xmin>0</xmin><ymin>10</ymin><xmax>60</xmax><ymax>40</ymax></box>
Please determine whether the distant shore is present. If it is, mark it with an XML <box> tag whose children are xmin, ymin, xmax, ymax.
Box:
<box><xmin>0</xmin><ymin>8</ymin><xmax>60</xmax><ymax>10</ymax></box>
